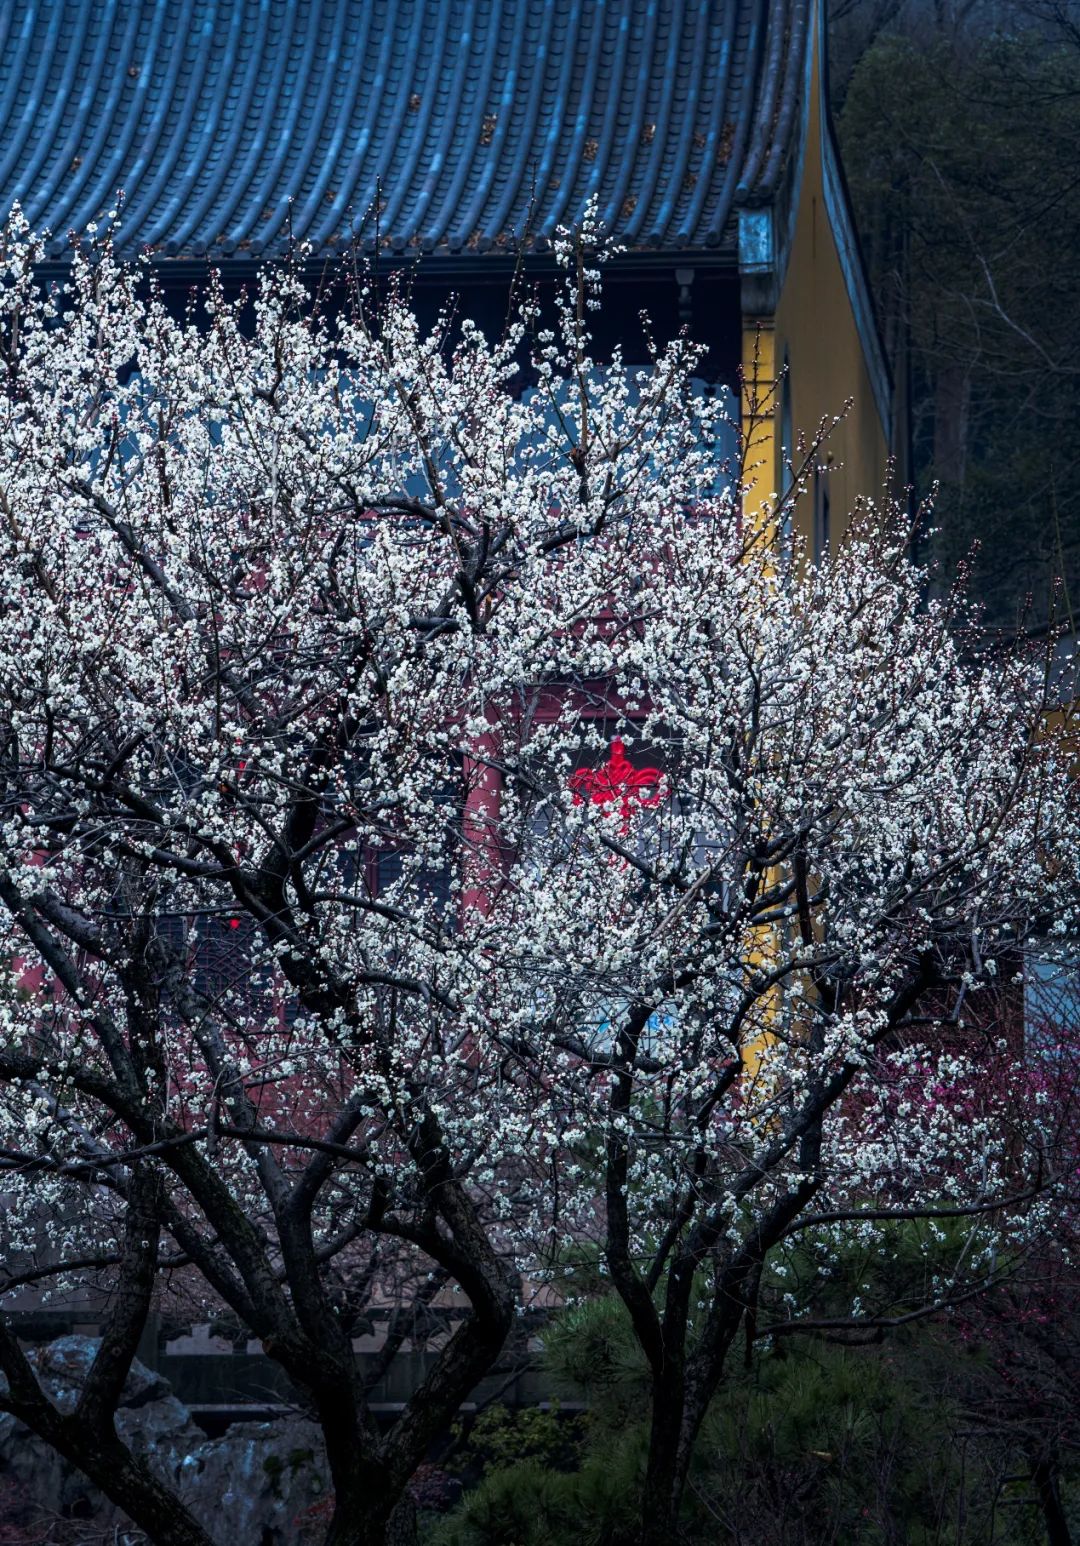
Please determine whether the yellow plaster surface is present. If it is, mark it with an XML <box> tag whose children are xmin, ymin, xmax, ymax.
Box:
<box><xmin>742</xmin><ymin>17</ymin><xmax>890</xmax><ymax>549</ymax></box>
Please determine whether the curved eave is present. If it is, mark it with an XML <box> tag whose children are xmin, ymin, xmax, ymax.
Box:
<box><xmin>0</xmin><ymin>0</ymin><xmax>812</xmax><ymax>264</ymax></box>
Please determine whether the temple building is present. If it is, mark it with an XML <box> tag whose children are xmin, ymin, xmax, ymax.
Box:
<box><xmin>0</xmin><ymin>0</ymin><xmax>893</xmax><ymax>543</ymax></box>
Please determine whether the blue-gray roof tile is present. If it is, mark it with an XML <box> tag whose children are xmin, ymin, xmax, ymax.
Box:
<box><xmin>0</xmin><ymin>0</ymin><xmax>809</xmax><ymax>261</ymax></box>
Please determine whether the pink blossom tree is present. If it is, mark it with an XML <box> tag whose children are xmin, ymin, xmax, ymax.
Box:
<box><xmin>0</xmin><ymin>204</ymin><xmax>1075</xmax><ymax>1545</ymax></box>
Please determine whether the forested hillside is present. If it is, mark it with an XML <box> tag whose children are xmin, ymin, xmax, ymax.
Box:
<box><xmin>831</xmin><ymin>0</ymin><xmax>1080</xmax><ymax>634</ymax></box>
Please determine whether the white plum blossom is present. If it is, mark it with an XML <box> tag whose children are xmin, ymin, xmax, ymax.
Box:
<box><xmin>0</xmin><ymin>204</ymin><xmax>1074</xmax><ymax>1546</ymax></box>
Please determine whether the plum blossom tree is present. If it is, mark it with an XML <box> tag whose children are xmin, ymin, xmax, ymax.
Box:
<box><xmin>0</xmin><ymin>202</ymin><xmax>1075</xmax><ymax>1546</ymax></box>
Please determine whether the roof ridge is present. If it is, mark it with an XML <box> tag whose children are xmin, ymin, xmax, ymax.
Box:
<box><xmin>0</xmin><ymin>0</ymin><xmax>813</xmax><ymax>262</ymax></box>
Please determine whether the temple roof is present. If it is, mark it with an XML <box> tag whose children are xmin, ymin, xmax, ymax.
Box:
<box><xmin>0</xmin><ymin>0</ymin><xmax>811</xmax><ymax>262</ymax></box>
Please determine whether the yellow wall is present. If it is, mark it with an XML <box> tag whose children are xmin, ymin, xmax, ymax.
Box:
<box><xmin>736</xmin><ymin>15</ymin><xmax>892</xmax><ymax>1081</ymax></box>
<box><xmin>741</xmin><ymin>18</ymin><xmax>890</xmax><ymax>551</ymax></box>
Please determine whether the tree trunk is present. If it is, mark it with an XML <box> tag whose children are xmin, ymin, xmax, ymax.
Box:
<box><xmin>639</xmin><ymin>1458</ymin><xmax>683</xmax><ymax>1546</ymax></box>
<box><xmin>1029</xmin><ymin>1446</ymin><xmax>1072</xmax><ymax>1546</ymax></box>
<box><xmin>386</xmin><ymin>1492</ymin><xmax>418</xmax><ymax>1546</ymax></box>
<box><xmin>638</xmin><ymin>1377</ymin><xmax>693</xmax><ymax>1546</ymax></box>
<box><xmin>933</xmin><ymin>361</ymin><xmax>970</xmax><ymax>487</ymax></box>
<box><xmin>637</xmin><ymin>1310</ymin><xmax>747</xmax><ymax>1543</ymax></box>
<box><xmin>324</xmin><ymin>1471</ymin><xmax>418</xmax><ymax>1546</ymax></box>
<box><xmin>46</xmin><ymin>1427</ymin><xmax>215</xmax><ymax>1546</ymax></box>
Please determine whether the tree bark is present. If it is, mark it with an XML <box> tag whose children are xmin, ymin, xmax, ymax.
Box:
<box><xmin>639</xmin><ymin>1385</ymin><xmax>690</xmax><ymax>1546</ymax></box>
<box><xmin>1028</xmin><ymin>1446</ymin><xmax>1072</xmax><ymax>1546</ymax></box>
<box><xmin>933</xmin><ymin>361</ymin><xmax>970</xmax><ymax>487</ymax></box>
<box><xmin>0</xmin><ymin>1305</ymin><xmax>214</xmax><ymax>1546</ymax></box>
<box><xmin>324</xmin><ymin>1475</ymin><xmax>418</xmax><ymax>1546</ymax></box>
<box><xmin>34</xmin><ymin>1424</ymin><xmax>214</xmax><ymax>1546</ymax></box>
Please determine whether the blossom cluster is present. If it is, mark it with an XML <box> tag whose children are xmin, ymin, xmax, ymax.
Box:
<box><xmin>0</xmin><ymin>200</ymin><xmax>1074</xmax><ymax>1342</ymax></box>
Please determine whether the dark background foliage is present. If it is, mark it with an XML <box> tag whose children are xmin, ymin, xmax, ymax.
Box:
<box><xmin>829</xmin><ymin>0</ymin><xmax>1080</xmax><ymax>635</ymax></box>
<box><xmin>427</xmin><ymin>1223</ymin><xmax>1080</xmax><ymax>1545</ymax></box>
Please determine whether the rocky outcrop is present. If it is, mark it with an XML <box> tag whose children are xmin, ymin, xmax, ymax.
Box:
<box><xmin>0</xmin><ymin>1338</ymin><xmax>331</xmax><ymax>1545</ymax></box>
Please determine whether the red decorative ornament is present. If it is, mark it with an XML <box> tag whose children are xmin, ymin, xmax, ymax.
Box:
<box><xmin>568</xmin><ymin>738</ymin><xmax>665</xmax><ymax>833</ymax></box>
